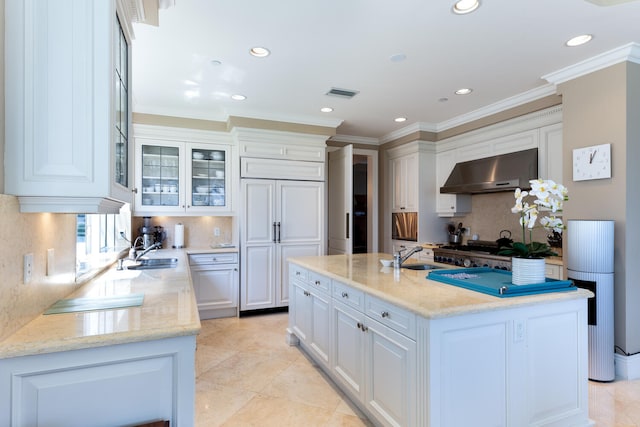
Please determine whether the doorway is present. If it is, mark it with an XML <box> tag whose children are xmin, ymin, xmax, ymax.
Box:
<box><xmin>327</xmin><ymin>146</ymin><xmax>378</xmax><ymax>255</ymax></box>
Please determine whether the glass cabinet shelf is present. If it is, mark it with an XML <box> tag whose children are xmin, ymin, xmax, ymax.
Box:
<box><xmin>190</xmin><ymin>149</ymin><xmax>226</xmax><ymax>208</ymax></box>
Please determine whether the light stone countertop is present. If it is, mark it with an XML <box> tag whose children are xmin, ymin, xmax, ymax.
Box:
<box><xmin>0</xmin><ymin>249</ymin><xmax>201</xmax><ymax>359</ymax></box>
<box><xmin>289</xmin><ymin>253</ymin><xmax>589</xmax><ymax>320</ymax></box>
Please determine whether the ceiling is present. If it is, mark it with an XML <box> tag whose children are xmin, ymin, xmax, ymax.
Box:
<box><xmin>131</xmin><ymin>0</ymin><xmax>640</xmax><ymax>143</ymax></box>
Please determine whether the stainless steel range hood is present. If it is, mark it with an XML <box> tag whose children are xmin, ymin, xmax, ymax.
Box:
<box><xmin>440</xmin><ymin>148</ymin><xmax>538</xmax><ymax>194</ymax></box>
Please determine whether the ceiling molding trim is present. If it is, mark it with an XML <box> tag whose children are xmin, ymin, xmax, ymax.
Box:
<box><xmin>436</xmin><ymin>84</ymin><xmax>558</xmax><ymax>132</ymax></box>
<box><xmin>379</xmin><ymin>121</ymin><xmax>438</xmax><ymax>145</ymax></box>
<box><xmin>133</xmin><ymin>104</ymin><xmax>229</xmax><ymax>122</ymax></box>
<box><xmin>230</xmin><ymin>127</ymin><xmax>330</xmax><ymax>147</ymax></box>
<box><xmin>329</xmin><ymin>134</ymin><xmax>380</xmax><ymax>146</ymax></box>
<box><xmin>133</xmin><ymin>123</ymin><xmax>234</xmax><ymax>144</ymax></box>
<box><xmin>543</xmin><ymin>42</ymin><xmax>640</xmax><ymax>85</ymax></box>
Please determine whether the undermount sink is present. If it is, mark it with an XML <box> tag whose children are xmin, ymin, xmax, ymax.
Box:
<box><xmin>126</xmin><ymin>257</ymin><xmax>178</xmax><ymax>270</ymax></box>
<box><xmin>401</xmin><ymin>263</ymin><xmax>441</xmax><ymax>271</ymax></box>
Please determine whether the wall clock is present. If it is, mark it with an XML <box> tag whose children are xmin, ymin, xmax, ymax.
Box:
<box><xmin>572</xmin><ymin>143</ymin><xmax>611</xmax><ymax>181</ymax></box>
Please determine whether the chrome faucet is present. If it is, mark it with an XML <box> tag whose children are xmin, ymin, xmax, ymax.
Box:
<box><xmin>135</xmin><ymin>241</ymin><xmax>162</xmax><ymax>262</ymax></box>
<box><xmin>394</xmin><ymin>245</ymin><xmax>423</xmax><ymax>268</ymax></box>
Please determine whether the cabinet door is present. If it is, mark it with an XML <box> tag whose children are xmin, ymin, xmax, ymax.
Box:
<box><xmin>310</xmin><ymin>290</ymin><xmax>332</xmax><ymax>369</ymax></box>
<box><xmin>365</xmin><ymin>318</ymin><xmax>417</xmax><ymax>427</ymax></box>
<box><xmin>241</xmin><ymin>179</ymin><xmax>277</xmax><ymax>310</ymax></box>
<box><xmin>436</xmin><ymin>150</ymin><xmax>471</xmax><ymax>216</ymax></box>
<box><xmin>291</xmin><ymin>281</ymin><xmax>313</xmax><ymax>343</ymax></box>
<box><xmin>191</xmin><ymin>266</ymin><xmax>238</xmax><ymax>311</ymax></box>
<box><xmin>391</xmin><ymin>154</ymin><xmax>418</xmax><ymax>212</ymax></box>
<box><xmin>187</xmin><ymin>143</ymin><xmax>232</xmax><ymax>213</ymax></box>
<box><xmin>278</xmin><ymin>180</ymin><xmax>324</xmax><ymax>243</ymax></box>
<box><xmin>135</xmin><ymin>140</ymin><xmax>186</xmax><ymax>214</ymax></box>
<box><xmin>332</xmin><ymin>301</ymin><xmax>366</xmax><ymax>402</ymax></box>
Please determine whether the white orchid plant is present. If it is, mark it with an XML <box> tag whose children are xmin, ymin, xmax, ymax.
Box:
<box><xmin>498</xmin><ymin>179</ymin><xmax>569</xmax><ymax>258</ymax></box>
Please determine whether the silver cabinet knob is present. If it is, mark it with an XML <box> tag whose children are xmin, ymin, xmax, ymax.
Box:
<box><xmin>381</xmin><ymin>311</ymin><xmax>389</xmax><ymax>318</ymax></box>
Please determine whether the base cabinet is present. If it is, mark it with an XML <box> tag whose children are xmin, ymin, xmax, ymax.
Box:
<box><xmin>189</xmin><ymin>252</ymin><xmax>238</xmax><ymax>319</ymax></box>
<box><xmin>0</xmin><ymin>336</ymin><xmax>196</xmax><ymax>427</ymax></box>
<box><xmin>288</xmin><ymin>260</ymin><xmax>591</xmax><ymax>427</ymax></box>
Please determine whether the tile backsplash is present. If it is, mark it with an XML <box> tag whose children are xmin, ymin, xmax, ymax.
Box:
<box><xmin>131</xmin><ymin>215</ymin><xmax>235</xmax><ymax>249</ymax></box>
<box><xmin>452</xmin><ymin>192</ymin><xmax>552</xmax><ymax>245</ymax></box>
<box><xmin>0</xmin><ymin>194</ymin><xmax>78</xmax><ymax>341</ymax></box>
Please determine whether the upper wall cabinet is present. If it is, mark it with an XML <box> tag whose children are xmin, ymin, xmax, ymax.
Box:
<box><xmin>133</xmin><ymin>124</ymin><xmax>236</xmax><ymax>216</ymax></box>
<box><xmin>5</xmin><ymin>0</ymin><xmax>134</xmax><ymax>213</ymax></box>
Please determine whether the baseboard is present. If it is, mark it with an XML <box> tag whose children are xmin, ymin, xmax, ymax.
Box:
<box><xmin>614</xmin><ymin>353</ymin><xmax>640</xmax><ymax>380</ymax></box>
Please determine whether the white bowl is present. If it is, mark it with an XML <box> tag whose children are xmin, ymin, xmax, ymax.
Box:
<box><xmin>380</xmin><ymin>259</ymin><xmax>393</xmax><ymax>267</ymax></box>
<box><xmin>211</xmin><ymin>152</ymin><xmax>224</xmax><ymax>161</ymax></box>
<box><xmin>195</xmin><ymin>185</ymin><xmax>210</xmax><ymax>193</ymax></box>
<box><xmin>192</xmin><ymin>152</ymin><xmax>204</xmax><ymax>160</ymax></box>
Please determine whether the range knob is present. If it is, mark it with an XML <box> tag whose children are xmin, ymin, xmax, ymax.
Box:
<box><xmin>463</xmin><ymin>258</ymin><xmax>472</xmax><ymax>268</ymax></box>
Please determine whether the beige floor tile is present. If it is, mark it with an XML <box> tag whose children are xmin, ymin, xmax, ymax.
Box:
<box><xmin>195</xmin><ymin>342</ymin><xmax>238</xmax><ymax>377</ymax></box>
<box><xmin>324</xmin><ymin>412</ymin><xmax>374</xmax><ymax>427</ymax></box>
<box><xmin>199</xmin><ymin>350</ymin><xmax>293</xmax><ymax>393</ymax></box>
<box><xmin>260</xmin><ymin>356</ymin><xmax>342</xmax><ymax>410</ymax></box>
<box><xmin>220</xmin><ymin>395</ymin><xmax>334</xmax><ymax>427</ymax></box>
<box><xmin>195</xmin><ymin>379</ymin><xmax>257</xmax><ymax>427</ymax></box>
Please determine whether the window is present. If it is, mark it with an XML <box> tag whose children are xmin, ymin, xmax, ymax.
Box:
<box><xmin>76</xmin><ymin>205</ymin><xmax>131</xmax><ymax>280</ymax></box>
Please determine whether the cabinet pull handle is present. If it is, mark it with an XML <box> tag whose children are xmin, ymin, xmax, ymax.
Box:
<box><xmin>304</xmin><ymin>290</ymin><xmax>310</xmax><ymax>297</ymax></box>
<box><xmin>132</xmin><ymin>187</ymin><xmax>138</xmax><ymax>194</ymax></box>
<box><xmin>345</xmin><ymin>213</ymin><xmax>350</xmax><ymax>239</ymax></box>
<box><xmin>381</xmin><ymin>311</ymin><xmax>389</xmax><ymax>318</ymax></box>
<box><xmin>296</xmin><ymin>271</ymin><xmax>301</xmax><ymax>276</ymax></box>
<box><xmin>341</xmin><ymin>292</ymin><xmax>348</xmax><ymax>298</ymax></box>
<box><xmin>277</xmin><ymin>222</ymin><xmax>281</xmax><ymax>243</ymax></box>
<box><xmin>314</xmin><ymin>280</ymin><xmax>321</xmax><ymax>286</ymax></box>
<box><xmin>356</xmin><ymin>322</ymin><xmax>362</xmax><ymax>330</ymax></box>
<box><xmin>273</xmin><ymin>222</ymin><xmax>277</xmax><ymax>243</ymax></box>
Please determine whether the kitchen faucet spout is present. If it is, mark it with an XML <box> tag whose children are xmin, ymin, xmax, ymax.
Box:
<box><xmin>394</xmin><ymin>245</ymin><xmax>423</xmax><ymax>268</ymax></box>
<box><xmin>135</xmin><ymin>241</ymin><xmax>162</xmax><ymax>262</ymax></box>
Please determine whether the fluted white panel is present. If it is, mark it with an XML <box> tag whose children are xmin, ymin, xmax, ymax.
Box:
<box><xmin>567</xmin><ymin>220</ymin><xmax>614</xmax><ymax>273</ymax></box>
<box><xmin>567</xmin><ymin>270</ymin><xmax>615</xmax><ymax>381</ymax></box>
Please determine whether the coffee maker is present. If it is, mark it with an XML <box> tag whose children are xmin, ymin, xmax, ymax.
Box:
<box><xmin>138</xmin><ymin>217</ymin><xmax>165</xmax><ymax>249</ymax></box>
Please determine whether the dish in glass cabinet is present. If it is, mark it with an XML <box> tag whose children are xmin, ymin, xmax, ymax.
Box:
<box><xmin>211</xmin><ymin>152</ymin><xmax>224</xmax><ymax>161</ymax></box>
<box><xmin>192</xmin><ymin>152</ymin><xmax>204</xmax><ymax>160</ymax></box>
<box><xmin>193</xmin><ymin>200</ymin><xmax>207</xmax><ymax>206</ymax></box>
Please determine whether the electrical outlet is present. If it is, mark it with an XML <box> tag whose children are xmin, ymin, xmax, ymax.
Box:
<box><xmin>214</xmin><ymin>227</ymin><xmax>221</xmax><ymax>236</ymax></box>
<box><xmin>24</xmin><ymin>253</ymin><xmax>34</xmax><ymax>284</ymax></box>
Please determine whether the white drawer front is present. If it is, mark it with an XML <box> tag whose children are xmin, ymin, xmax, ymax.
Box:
<box><xmin>332</xmin><ymin>280</ymin><xmax>365</xmax><ymax>311</ymax></box>
<box><xmin>290</xmin><ymin>264</ymin><xmax>309</xmax><ymax>283</ymax></box>
<box><xmin>308</xmin><ymin>271</ymin><xmax>331</xmax><ymax>294</ymax></box>
<box><xmin>365</xmin><ymin>295</ymin><xmax>416</xmax><ymax>339</ymax></box>
<box><xmin>189</xmin><ymin>252</ymin><xmax>238</xmax><ymax>266</ymax></box>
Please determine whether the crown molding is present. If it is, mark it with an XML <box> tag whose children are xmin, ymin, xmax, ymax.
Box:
<box><xmin>543</xmin><ymin>42</ymin><xmax>640</xmax><ymax>85</ymax></box>
<box><xmin>379</xmin><ymin>121</ymin><xmax>438</xmax><ymax>145</ymax></box>
<box><xmin>223</xmin><ymin>107</ymin><xmax>343</xmax><ymax>129</ymax></box>
<box><xmin>329</xmin><ymin>134</ymin><xmax>380</xmax><ymax>146</ymax></box>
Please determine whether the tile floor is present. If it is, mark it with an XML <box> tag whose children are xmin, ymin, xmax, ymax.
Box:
<box><xmin>196</xmin><ymin>312</ymin><xmax>640</xmax><ymax>426</ymax></box>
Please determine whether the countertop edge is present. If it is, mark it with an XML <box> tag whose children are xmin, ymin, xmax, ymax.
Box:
<box><xmin>289</xmin><ymin>254</ymin><xmax>588</xmax><ymax>320</ymax></box>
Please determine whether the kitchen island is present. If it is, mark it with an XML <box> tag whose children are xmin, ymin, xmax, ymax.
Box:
<box><xmin>0</xmin><ymin>249</ymin><xmax>201</xmax><ymax>427</ymax></box>
<box><xmin>287</xmin><ymin>253</ymin><xmax>593</xmax><ymax>427</ymax></box>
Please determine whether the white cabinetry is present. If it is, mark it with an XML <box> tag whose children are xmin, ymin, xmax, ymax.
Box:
<box><xmin>290</xmin><ymin>268</ymin><xmax>417</xmax><ymax>427</ymax></box>
<box><xmin>241</xmin><ymin>179</ymin><xmax>324</xmax><ymax>311</ymax></box>
<box><xmin>391</xmin><ymin>153</ymin><xmax>418</xmax><ymax>212</ymax></box>
<box><xmin>134</xmin><ymin>131</ymin><xmax>234</xmax><ymax>215</ymax></box>
<box><xmin>5</xmin><ymin>0</ymin><xmax>133</xmax><ymax>213</ymax></box>
<box><xmin>545</xmin><ymin>262</ymin><xmax>563</xmax><ymax>280</ymax></box>
<box><xmin>289</xmin><ymin>265</ymin><xmax>332</xmax><ymax>369</ymax></box>
<box><xmin>0</xmin><ymin>336</ymin><xmax>195</xmax><ymax>426</ymax></box>
<box><xmin>386</xmin><ymin>141</ymin><xmax>444</xmax><ymax>249</ymax></box>
<box><xmin>436</xmin><ymin>150</ymin><xmax>471</xmax><ymax>217</ymax></box>
<box><xmin>189</xmin><ymin>252</ymin><xmax>239</xmax><ymax>319</ymax></box>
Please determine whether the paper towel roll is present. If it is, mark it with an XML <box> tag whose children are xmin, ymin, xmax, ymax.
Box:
<box><xmin>174</xmin><ymin>223</ymin><xmax>184</xmax><ymax>248</ymax></box>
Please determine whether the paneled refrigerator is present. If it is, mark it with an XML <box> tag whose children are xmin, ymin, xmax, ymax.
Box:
<box><xmin>240</xmin><ymin>178</ymin><xmax>324</xmax><ymax>311</ymax></box>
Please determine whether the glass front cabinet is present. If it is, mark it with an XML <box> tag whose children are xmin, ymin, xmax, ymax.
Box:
<box><xmin>134</xmin><ymin>139</ymin><xmax>232</xmax><ymax>215</ymax></box>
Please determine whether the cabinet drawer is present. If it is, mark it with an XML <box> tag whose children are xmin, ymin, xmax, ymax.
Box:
<box><xmin>189</xmin><ymin>252</ymin><xmax>238</xmax><ymax>266</ymax></box>
<box><xmin>308</xmin><ymin>272</ymin><xmax>331</xmax><ymax>294</ymax></box>
<box><xmin>332</xmin><ymin>281</ymin><xmax>365</xmax><ymax>311</ymax></box>
<box><xmin>290</xmin><ymin>264</ymin><xmax>309</xmax><ymax>283</ymax></box>
<box><xmin>365</xmin><ymin>295</ymin><xmax>416</xmax><ymax>340</ymax></box>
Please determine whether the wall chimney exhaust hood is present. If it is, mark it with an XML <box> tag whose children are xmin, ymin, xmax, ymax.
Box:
<box><xmin>440</xmin><ymin>148</ymin><xmax>538</xmax><ymax>194</ymax></box>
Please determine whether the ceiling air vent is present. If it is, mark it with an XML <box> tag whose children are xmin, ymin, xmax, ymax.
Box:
<box><xmin>326</xmin><ymin>87</ymin><xmax>359</xmax><ymax>99</ymax></box>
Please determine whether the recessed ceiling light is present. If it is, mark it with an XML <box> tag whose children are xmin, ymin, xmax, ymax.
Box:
<box><xmin>452</xmin><ymin>0</ymin><xmax>480</xmax><ymax>14</ymax></box>
<box><xmin>439</xmin><ymin>97</ymin><xmax>449</xmax><ymax>103</ymax></box>
<box><xmin>320</xmin><ymin>107</ymin><xmax>333</xmax><ymax>113</ymax></box>
<box><xmin>566</xmin><ymin>34</ymin><xmax>593</xmax><ymax>47</ymax></box>
<box><xmin>250</xmin><ymin>47</ymin><xmax>270</xmax><ymax>57</ymax></box>
<box><xmin>394</xmin><ymin>117</ymin><xmax>407</xmax><ymax>123</ymax></box>
<box><xmin>455</xmin><ymin>88</ymin><xmax>473</xmax><ymax>95</ymax></box>
<box><xmin>231</xmin><ymin>94</ymin><xmax>246</xmax><ymax>101</ymax></box>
